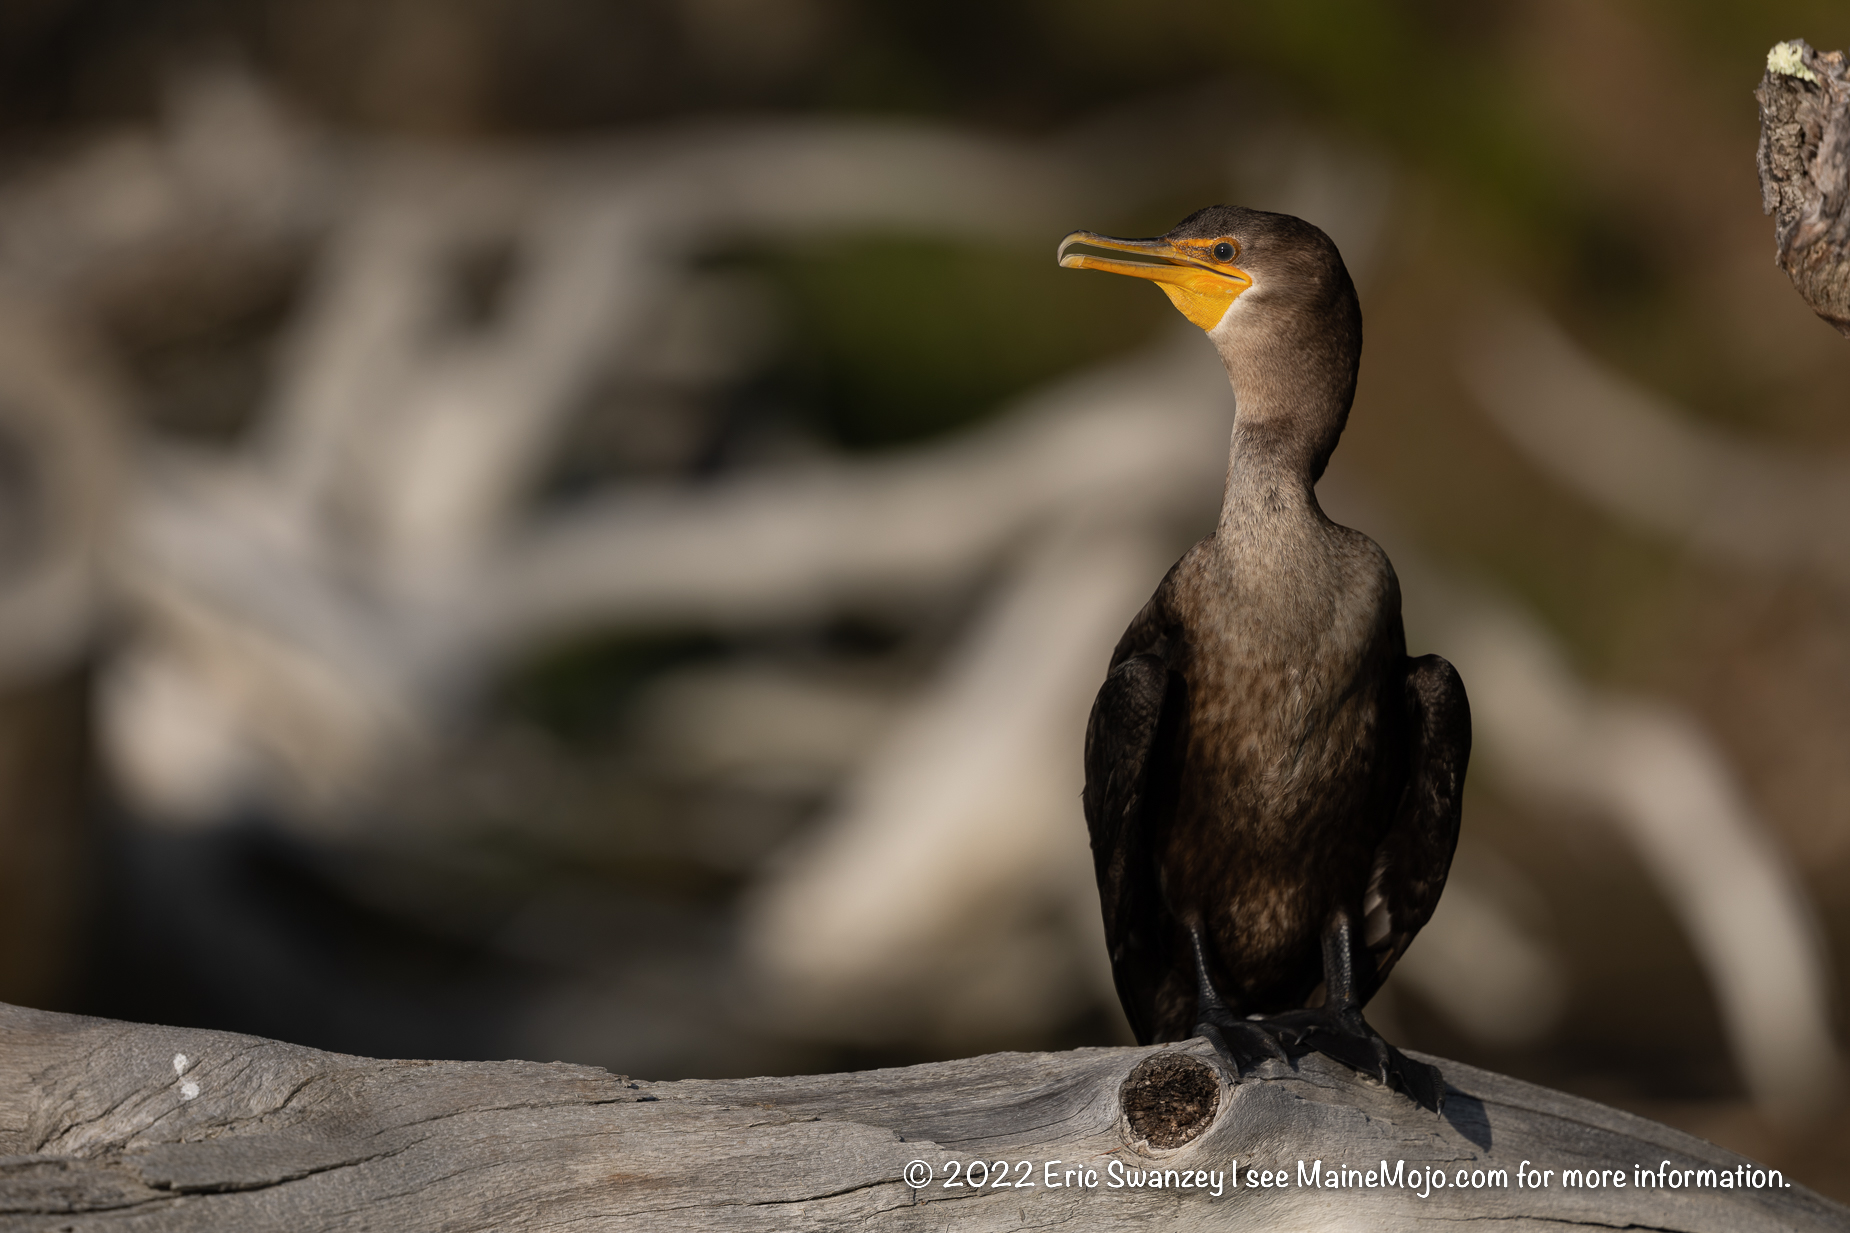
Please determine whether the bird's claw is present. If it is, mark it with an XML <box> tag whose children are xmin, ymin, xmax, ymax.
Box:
<box><xmin>1198</xmin><ymin>1007</ymin><xmax>1444</xmax><ymax>1112</ymax></box>
<box><xmin>1193</xmin><ymin>1010</ymin><xmax>1290</xmax><ymax>1076</ymax></box>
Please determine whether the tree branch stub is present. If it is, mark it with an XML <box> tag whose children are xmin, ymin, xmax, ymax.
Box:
<box><xmin>1757</xmin><ymin>38</ymin><xmax>1850</xmax><ymax>335</ymax></box>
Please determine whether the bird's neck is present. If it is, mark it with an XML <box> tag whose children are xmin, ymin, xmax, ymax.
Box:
<box><xmin>1211</xmin><ymin>308</ymin><xmax>1358</xmax><ymax>540</ymax></box>
<box><xmin>1217</xmin><ymin>420</ymin><xmax>1321</xmax><ymax>540</ymax></box>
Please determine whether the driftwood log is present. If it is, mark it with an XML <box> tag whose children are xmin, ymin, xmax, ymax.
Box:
<box><xmin>1757</xmin><ymin>39</ymin><xmax>1850</xmax><ymax>335</ymax></box>
<box><xmin>0</xmin><ymin>1003</ymin><xmax>1840</xmax><ymax>1231</ymax></box>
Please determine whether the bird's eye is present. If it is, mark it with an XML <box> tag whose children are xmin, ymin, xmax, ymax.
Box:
<box><xmin>1212</xmin><ymin>241</ymin><xmax>1235</xmax><ymax>262</ymax></box>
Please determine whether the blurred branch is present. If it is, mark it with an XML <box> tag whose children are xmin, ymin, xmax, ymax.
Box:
<box><xmin>1449</xmin><ymin>308</ymin><xmax>1847</xmax><ymax>1119</ymax></box>
<box><xmin>3</xmin><ymin>1002</ymin><xmax>1841</xmax><ymax>1231</ymax></box>
<box><xmin>742</xmin><ymin>520</ymin><xmax>1169</xmax><ymax>1048</ymax></box>
<box><xmin>0</xmin><ymin>66</ymin><xmax>334</xmax><ymax>304</ymax></box>
<box><xmin>84</xmin><ymin>98</ymin><xmax>1124</xmax><ymax>825</ymax></box>
<box><xmin>1459</xmin><ymin>300</ymin><xmax>1850</xmax><ymax>583</ymax></box>
<box><xmin>1758</xmin><ymin>40</ymin><xmax>1850</xmax><ymax>337</ymax></box>
<box><xmin>485</xmin><ymin>339</ymin><xmax>1225</xmax><ymax>643</ymax></box>
<box><xmin>0</xmin><ymin>300</ymin><xmax>119</xmax><ymax>682</ymax></box>
<box><xmin>1401</xmin><ymin>561</ymin><xmax>1840</xmax><ymax>1122</ymax></box>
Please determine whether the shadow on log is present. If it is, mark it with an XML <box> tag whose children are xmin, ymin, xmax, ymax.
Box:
<box><xmin>0</xmin><ymin>1003</ymin><xmax>1842</xmax><ymax>1230</ymax></box>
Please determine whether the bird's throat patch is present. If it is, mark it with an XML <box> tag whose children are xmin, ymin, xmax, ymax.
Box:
<box><xmin>1153</xmin><ymin>274</ymin><xmax>1247</xmax><ymax>331</ymax></box>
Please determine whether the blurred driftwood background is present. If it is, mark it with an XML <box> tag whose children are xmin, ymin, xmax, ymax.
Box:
<box><xmin>2</xmin><ymin>0</ymin><xmax>1849</xmax><ymax>1203</ymax></box>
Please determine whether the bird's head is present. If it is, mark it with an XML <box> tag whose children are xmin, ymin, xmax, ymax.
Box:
<box><xmin>1060</xmin><ymin>206</ymin><xmax>1362</xmax><ymax>479</ymax></box>
<box><xmin>1057</xmin><ymin>205</ymin><xmax>1354</xmax><ymax>342</ymax></box>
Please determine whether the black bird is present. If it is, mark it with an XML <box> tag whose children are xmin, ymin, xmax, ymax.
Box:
<box><xmin>1060</xmin><ymin>207</ymin><xmax>1469</xmax><ymax>1110</ymax></box>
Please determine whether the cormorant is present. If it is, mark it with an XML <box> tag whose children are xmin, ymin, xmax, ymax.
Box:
<box><xmin>1060</xmin><ymin>207</ymin><xmax>1469</xmax><ymax>1111</ymax></box>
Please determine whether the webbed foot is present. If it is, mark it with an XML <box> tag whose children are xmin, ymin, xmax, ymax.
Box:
<box><xmin>1193</xmin><ymin>1007</ymin><xmax>1291</xmax><ymax>1076</ymax></box>
<box><xmin>1183</xmin><ymin>917</ymin><xmax>1444</xmax><ymax>1111</ymax></box>
<box><xmin>1261</xmin><ymin>1006</ymin><xmax>1444</xmax><ymax>1111</ymax></box>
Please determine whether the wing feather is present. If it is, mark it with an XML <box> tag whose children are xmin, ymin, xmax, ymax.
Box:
<box><xmin>1362</xmin><ymin>653</ymin><xmax>1471</xmax><ymax>992</ymax></box>
<box><xmin>1081</xmin><ymin>652</ymin><xmax>1183</xmax><ymax>1043</ymax></box>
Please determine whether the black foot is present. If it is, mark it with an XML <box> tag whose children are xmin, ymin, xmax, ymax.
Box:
<box><xmin>1262</xmin><ymin>1007</ymin><xmax>1444</xmax><ymax>1112</ymax></box>
<box><xmin>1192</xmin><ymin>1008</ymin><xmax>1290</xmax><ymax>1076</ymax></box>
<box><xmin>1198</xmin><ymin>1006</ymin><xmax>1443</xmax><ymax>1112</ymax></box>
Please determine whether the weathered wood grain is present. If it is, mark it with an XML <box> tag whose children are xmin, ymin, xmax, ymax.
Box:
<box><xmin>0</xmin><ymin>1002</ymin><xmax>1839</xmax><ymax>1230</ymax></box>
<box><xmin>1758</xmin><ymin>39</ymin><xmax>1850</xmax><ymax>336</ymax></box>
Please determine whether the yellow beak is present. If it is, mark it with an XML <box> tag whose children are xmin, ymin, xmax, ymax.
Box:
<box><xmin>1057</xmin><ymin>231</ymin><xmax>1253</xmax><ymax>331</ymax></box>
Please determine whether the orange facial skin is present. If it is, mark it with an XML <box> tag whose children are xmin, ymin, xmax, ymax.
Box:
<box><xmin>1057</xmin><ymin>232</ymin><xmax>1254</xmax><ymax>330</ymax></box>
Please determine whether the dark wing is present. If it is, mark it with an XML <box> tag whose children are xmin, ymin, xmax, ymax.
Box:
<box><xmin>1360</xmin><ymin>653</ymin><xmax>1471</xmax><ymax>991</ymax></box>
<box><xmin>1082</xmin><ymin>651</ymin><xmax>1184</xmax><ymax>1044</ymax></box>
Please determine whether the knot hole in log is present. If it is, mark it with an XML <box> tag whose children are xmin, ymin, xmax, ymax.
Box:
<box><xmin>1118</xmin><ymin>1052</ymin><xmax>1221</xmax><ymax>1149</ymax></box>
